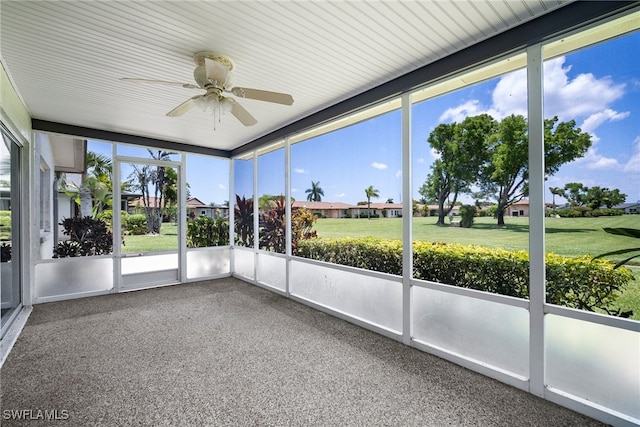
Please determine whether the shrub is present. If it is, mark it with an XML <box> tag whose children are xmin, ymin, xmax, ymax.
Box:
<box><xmin>556</xmin><ymin>208</ymin><xmax>582</xmax><ymax>218</ymax></box>
<box><xmin>1</xmin><ymin>242</ymin><xmax>11</xmax><ymax>262</ymax></box>
<box><xmin>96</xmin><ymin>209</ymin><xmax>130</xmax><ymax>231</ymax></box>
<box><xmin>291</xmin><ymin>207</ymin><xmax>317</xmax><ymax>251</ymax></box>
<box><xmin>485</xmin><ymin>205</ymin><xmax>498</xmax><ymax>218</ymax></box>
<box><xmin>124</xmin><ymin>214</ymin><xmax>147</xmax><ymax>235</ymax></box>
<box><xmin>234</xmin><ymin>194</ymin><xmax>254</xmax><ymax>247</ymax></box>
<box><xmin>0</xmin><ymin>210</ymin><xmax>10</xmax><ymax>228</ymax></box>
<box><xmin>591</xmin><ymin>208</ymin><xmax>623</xmax><ymax>217</ymax></box>
<box><xmin>259</xmin><ymin>197</ymin><xmax>286</xmax><ymax>252</ymax></box>
<box><xmin>296</xmin><ymin>237</ymin><xmax>633</xmax><ymax>315</ymax></box>
<box><xmin>459</xmin><ymin>205</ymin><xmax>476</xmax><ymax>228</ymax></box>
<box><xmin>296</xmin><ymin>237</ymin><xmax>402</xmax><ymax>274</ymax></box>
<box><xmin>55</xmin><ymin>216</ymin><xmax>112</xmax><ymax>257</ymax></box>
<box><xmin>187</xmin><ymin>216</ymin><xmax>229</xmax><ymax>248</ymax></box>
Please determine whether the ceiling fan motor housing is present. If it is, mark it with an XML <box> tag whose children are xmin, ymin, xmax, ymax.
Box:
<box><xmin>193</xmin><ymin>51</ymin><xmax>234</xmax><ymax>89</ymax></box>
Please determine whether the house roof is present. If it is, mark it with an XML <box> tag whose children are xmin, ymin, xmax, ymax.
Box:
<box><xmin>367</xmin><ymin>203</ymin><xmax>403</xmax><ymax>210</ymax></box>
<box><xmin>1</xmin><ymin>1</ymin><xmax>618</xmax><ymax>155</ymax></box>
<box><xmin>186</xmin><ymin>197</ymin><xmax>208</xmax><ymax>208</ymax></box>
<box><xmin>129</xmin><ymin>196</ymin><xmax>163</xmax><ymax>209</ymax></box>
<box><xmin>292</xmin><ymin>201</ymin><xmax>353</xmax><ymax>210</ymax></box>
<box><xmin>614</xmin><ymin>201</ymin><xmax>640</xmax><ymax>209</ymax></box>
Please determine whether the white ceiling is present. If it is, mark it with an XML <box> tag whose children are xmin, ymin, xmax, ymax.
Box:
<box><xmin>1</xmin><ymin>1</ymin><xmax>572</xmax><ymax>153</ymax></box>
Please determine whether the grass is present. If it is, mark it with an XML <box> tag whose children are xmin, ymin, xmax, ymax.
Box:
<box><xmin>121</xmin><ymin>223</ymin><xmax>178</xmax><ymax>253</ymax></box>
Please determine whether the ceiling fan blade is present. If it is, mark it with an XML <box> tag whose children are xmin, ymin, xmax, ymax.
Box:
<box><xmin>230</xmin><ymin>100</ymin><xmax>257</xmax><ymax>126</ymax></box>
<box><xmin>166</xmin><ymin>95</ymin><xmax>202</xmax><ymax>117</ymax></box>
<box><xmin>120</xmin><ymin>77</ymin><xmax>200</xmax><ymax>89</ymax></box>
<box><xmin>204</xmin><ymin>57</ymin><xmax>230</xmax><ymax>85</ymax></box>
<box><xmin>230</xmin><ymin>87</ymin><xmax>294</xmax><ymax>105</ymax></box>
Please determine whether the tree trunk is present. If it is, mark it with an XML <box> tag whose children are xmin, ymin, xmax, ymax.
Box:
<box><xmin>79</xmin><ymin>185</ymin><xmax>93</xmax><ymax>218</ymax></box>
<box><xmin>436</xmin><ymin>197</ymin><xmax>447</xmax><ymax>225</ymax></box>
<box><xmin>496</xmin><ymin>203</ymin><xmax>507</xmax><ymax>226</ymax></box>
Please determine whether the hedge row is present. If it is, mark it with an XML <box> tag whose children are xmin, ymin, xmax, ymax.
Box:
<box><xmin>295</xmin><ymin>237</ymin><xmax>633</xmax><ymax>312</ymax></box>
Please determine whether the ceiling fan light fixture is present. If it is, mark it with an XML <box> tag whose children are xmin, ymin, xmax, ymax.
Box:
<box><xmin>220</xmin><ymin>97</ymin><xmax>234</xmax><ymax>114</ymax></box>
<box><xmin>194</xmin><ymin>95</ymin><xmax>212</xmax><ymax>112</ymax></box>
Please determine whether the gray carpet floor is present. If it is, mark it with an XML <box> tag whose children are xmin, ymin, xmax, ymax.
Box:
<box><xmin>1</xmin><ymin>278</ymin><xmax>604</xmax><ymax>426</ymax></box>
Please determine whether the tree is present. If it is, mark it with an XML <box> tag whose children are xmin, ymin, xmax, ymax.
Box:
<box><xmin>127</xmin><ymin>150</ymin><xmax>176</xmax><ymax>234</ymax></box>
<box><xmin>305</xmin><ymin>181</ymin><xmax>324</xmax><ymax>202</ymax></box>
<box><xmin>563</xmin><ymin>182</ymin><xmax>588</xmax><ymax>207</ymax></box>
<box><xmin>480</xmin><ymin>115</ymin><xmax>591</xmax><ymax>226</ymax></box>
<box><xmin>386</xmin><ymin>198</ymin><xmax>394</xmax><ymax>203</ymax></box>
<box><xmin>585</xmin><ymin>186</ymin><xmax>627</xmax><ymax>209</ymax></box>
<box><xmin>423</xmin><ymin>114</ymin><xmax>496</xmax><ymax>225</ymax></box>
<box><xmin>258</xmin><ymin>194</ymin><xmax>281</xmax><ymax>211</ymax></box>
<box><xmin>364</xmin><ymin>185</ymin><xmax>379</xmax><ymax>219</ymax></box>
<box><xmin>62</xmin><ymin>151</ymin><xmax>113</xmax><ymax>218</ymax></box>
<box><xmin>560</xmin><ymin>183</ymin><xmax>626</xmax><ymax>212</ymax></box>
<box><xmin>549</xmin><ymin>186</ymin><xmax>564</xmax><ymax>207</ymax></box>
<box><xmin>162</xmin><ymin>167</ymin><xmax>178</xmax><ymax>221</ymax></box>
<box><xmin>604</xmin><ymin>188</ymin><xmax>626</xmax><ymax>208</ymax></box>
<box><xmin>586</xmin><ymin>186</ymin><xmax>608</xmax><ymax>210</ymax></box>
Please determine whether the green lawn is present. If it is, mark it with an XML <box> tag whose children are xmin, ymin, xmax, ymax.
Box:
<box><xmin>121</xmin><ymin>223</ymin><xmax>178</xmax><ymax>253</ymax></box>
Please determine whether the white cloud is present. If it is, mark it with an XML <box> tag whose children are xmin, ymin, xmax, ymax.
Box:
<box><xmin>439</xmin><ymin>100</ymin><xmax>484</xmax><ymax>122</ymax></box>
<box><xmin>416</xmin><ymin>157</ymin><xmax>425</xmax><ymax>164</ymax></box>
<box><xmin>372</xmin><ymin>161</ymin><xmax>388</xmax><ymax>170</ymax></box>
<box><xmin>490</xmin><ymin>68</ymin><xmax>528</xmax><ymax>119</ymax></box>
<box><xmin>293</xmin><ymin>168</ymin><xmax>305</xmax><ymax>174</ymax></box>
<box><xmin>543</xmin><ymin>57</ymin><xmax>626</xmax><ymax>121</ymax></box>
<box><xmin>335</xmin><ymin>192</ymin><xmax>346</xmax><ymax>198</ymax></box>
<box><xmin>439</xmin><ymin>56</ymin><xmax>628</xmax><ymax>138</ymax></box>
<box><xmin>430</xmin><ymin>56</ymin><xmax>634</xmax><ymax>180</ymax></box>
<box><xmin>622</xmin><ymin>136</ymin><xmax>640</xmax><ymax>173</ymax></box>
<box><xmin>581</xmin><ymin>109</ymin><xmax>630</xmax><ymax>134</ymax></box>
<box><xmin>291</xmin><ymin>188</ymin><xmax>299</xmax><ymax>193</ymax></box>
<box><xmin>574</xmin><ymin>147</ymin><xmax>620</xmax><ymax>170</ymax></box>
<box><xmin>218</xmin><ymin>184</ymin><xmax>226</xmax><ymax>190</ymax></box>
<box><xmin>395</xmin><ymin>169</ymin><xmax>402</xmax><ymax>179</ymax></box>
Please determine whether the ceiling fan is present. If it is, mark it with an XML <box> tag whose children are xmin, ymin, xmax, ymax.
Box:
<box><xmin>121</xmin><ymin>51</ymin><xmax>294</xmax><ymax>126</ymax></box>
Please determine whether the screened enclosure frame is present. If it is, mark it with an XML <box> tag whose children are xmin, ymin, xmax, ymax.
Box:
<box><xmin>229</xmin><ymin>8</ymin><xmax>640</xmax><ymax>425</ymax></box>
<box><xmin>0</xmin><ymin>3</ymin><xmax>636</xmax><ymax>426</ymax></box>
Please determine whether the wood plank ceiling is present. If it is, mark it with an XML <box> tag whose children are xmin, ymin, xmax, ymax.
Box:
<box><xmin>1</xmin><ymin>1</ymin><xmax>571</xmax><ymax>152</ymax></box>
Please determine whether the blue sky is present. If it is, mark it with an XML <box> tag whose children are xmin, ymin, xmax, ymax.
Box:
<box><xmin>90</xmin><ymin>30</ymin><xmax>639</xmax><ymax>208</ymax></box>
<box><xmin>287</xmin><ymin>30</ymin><xmax>639</xmax><ymax>206</ymax></box>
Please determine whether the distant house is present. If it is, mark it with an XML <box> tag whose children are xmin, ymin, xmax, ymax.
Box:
<box><xmin>421</xmin><ymin>204</ymin><xmax>461</xmax><ymax>217</ymax></box>
<box><xmin>186</xmin><ymin>197</ymin><xmax>228</xmax><ymax>219</ymax></box>
<box><xmin>507</xmin><ymin>199</ymin><xmax>529</xmax><ymax>217</ymax></box>
<box><xmin>292</xmin><ymin>201</ymin><xmax>353</xmax><ymax>218</ymax></box>
<box><xmin>129</xmin><ymin>196</ymin><xmax>228</xmax><ymax>219</ymax></box>
<box><xmin>613</xmin><ymin>201</ymin><xmax>640</xmax><ymax>214</ymax></box>
<box><xmin>350</xmin><ymin>203</ymin><xmax>403</xmax><ymax>218</ymax></box>
<box><xmin>128</xmin><ymin>196</ymin><xmax>163</xmax><ymax>213</ymax></box>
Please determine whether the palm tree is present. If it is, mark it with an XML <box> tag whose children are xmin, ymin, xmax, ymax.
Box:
<box><xmin>305</xmin><ymin>181</ymin><xmax>324</xmax><ymax>202</ymax></box>
<box><xmin>62</xmin><ymin>151</ymin><xmax>112</xmax><ymax>218</ymax></box>
<box><xmin>364</xmin><ymin>185</ymin><xmax>380</xmax><ymax>219</ymax></box>
<box><xmin>549</xmin><ymin>186</ymin><xmax>564</xmax><ymax>208</ymax></box>
<box><xmin>127</xmin><ymin>149</ymin><xmax>176</xmax><ymax>233</ymax></box>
